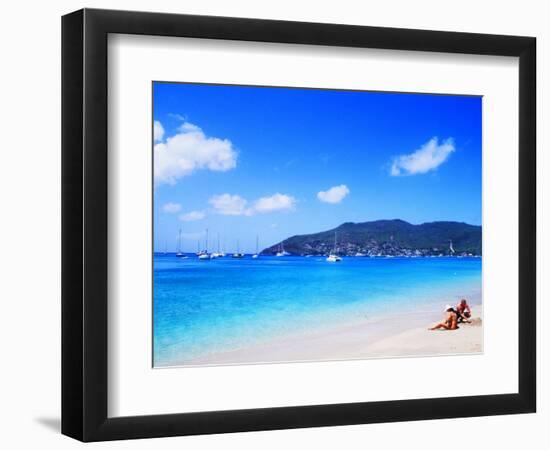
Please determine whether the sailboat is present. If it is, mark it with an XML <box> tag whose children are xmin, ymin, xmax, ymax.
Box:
<box><xmin>275</xmin><ymin>241</ymin><xmax>290</xmax><ymax>257</ymax></box>
<box><xmin>211</xmin><ymin>233</ymin><xmax>222</xmax><ymax>258</ymax></box>
<box><xmin>326</xmin><ymin>232</ymin><xmax>342</xmax><ymax>262</ymax></box>
<box><xmin>232</xmin><ymin>240</ymin><xmax>244</xmax><ymax>258</ymax></box>
<box><xmin>252</xmin><ymin>235</ymin><xmax>259</xmax><ymax>258</ymax></box>
<box><xmin>449</xmin><ymin>239</ymin><xmax>456</xmax><ymax>256</ymax></box>
<box><xmin>198</xmin><ymin>229</ymin><xmax>210</xmax><ymax>259</ymax></box>
<box><xmin>175</xmin><ymin>229</ymin><xmax>184</xmax><ymax>257</ymax></box>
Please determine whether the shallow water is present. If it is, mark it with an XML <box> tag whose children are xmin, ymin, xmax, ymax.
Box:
<box><xmin>153</xmin><ymin>254</ymin><xmax>481</xmax><ymax>366</ymax></box>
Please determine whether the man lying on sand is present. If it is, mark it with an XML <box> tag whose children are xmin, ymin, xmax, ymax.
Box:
<box><xmin>456</xmin><ymin>298</ymin><xmax>472</xmax><ymax>323</ymax></box>
<box><xmin>429</xmin><ymin>305</ymin><xmax>459</xmax><ymax>331</ymax></box>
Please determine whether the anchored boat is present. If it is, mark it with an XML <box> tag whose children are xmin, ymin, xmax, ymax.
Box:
<box><xmin>326</xmin><ymin>232</ymin><xmax>342</xmax><ymax>262</ymax></box>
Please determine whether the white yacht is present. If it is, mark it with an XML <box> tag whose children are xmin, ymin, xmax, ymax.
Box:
<box><xmin>326</xmin><ymin>232</ymin><xmax>342</xmax><ymax>262</ymax></box>
<box><xmin>211</xmin><ymin>233</ymin><xmax>223</xmax><ymax>258</ymax></box>
<box><xmin>175</xmin><ymin>229</ymin><xmax>184</xmax><ymax>257</ymax></box>
<box><xmin>252</xmin><ymin>235</ymin><xmax>259</xmax><ymax>258</ymax></box>
<box><xmin>232</xmin><ymin>240</ymin><xmax>244</xmax><ymax>258</ymax></box>
<box><xmin>219</xmin><ymin>237</ymin><xmax>226</xmax><ymax>257</ymax></box>
<box><xmin>198</xmin><ymin>229</ymin><xmax>211</xmax><ymax>259</ymax></box>
<box><xmin>449</xmin><ymin>239</ymin><xmax>456</xmax><ymax>255</ymax></box>
<box><xmin>275</xmin><ymin>242</ymin><xmax>290</xmax><ymax>257</ymax></box>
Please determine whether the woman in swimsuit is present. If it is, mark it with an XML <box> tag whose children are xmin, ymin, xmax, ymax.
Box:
<box><xmin>429</xmin><ymin>305</ymin><xmax>459</xmax><ymax>330</ymax></box>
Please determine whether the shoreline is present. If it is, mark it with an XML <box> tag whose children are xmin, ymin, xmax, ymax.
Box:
<box><xmin>166</xmin><ymin>295</ymin><xmax>483</xmax><ymax>368</ymax></box>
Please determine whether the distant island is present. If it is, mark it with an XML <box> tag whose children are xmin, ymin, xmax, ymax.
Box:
<box><xmin>262</xmin><ymin>219</ymin><xmax>482</xmax><ymax>257</ymax></box>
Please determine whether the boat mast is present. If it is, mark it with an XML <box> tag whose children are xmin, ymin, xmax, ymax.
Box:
<box><xmin>256</xmin><ymin>235</ymin><xmax>259</xmax><ymax>254</ymax></box>
<box><xmin>205</xmin><ymin>228</ymin><xmax>209</xmax><ymax>253</ymax></box>
<box><xmin>178</xmin><ymin>228</ymin><xmax>182</xmax><ymax>253</ymax></box>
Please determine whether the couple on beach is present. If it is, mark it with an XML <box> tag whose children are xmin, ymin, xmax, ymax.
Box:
<box><xmin>429</xmin><ymin>299</ymin><xmax>471</xmax><ymax>331</ymax></box>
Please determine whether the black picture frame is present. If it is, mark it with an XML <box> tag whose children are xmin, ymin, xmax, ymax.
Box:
<box><xmin>62</xmin><ymin>8</ymin><xmax>536</xmax><ymax>442</ymax></box>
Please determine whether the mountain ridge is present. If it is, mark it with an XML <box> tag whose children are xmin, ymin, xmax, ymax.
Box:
<box><xmin>262</xmin><ymin>219</ymin><xmax>482</xmax><ymax>257</ymax></box>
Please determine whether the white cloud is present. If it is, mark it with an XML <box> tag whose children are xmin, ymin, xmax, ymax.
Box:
<box><xmin>209</xmin><ymin>194</ymin><xmax>251</xmax><ymax>216</ymax></box>
<box><xmin>209</xmin><ymin>193</ymin><xmax>296</xmax><ymax>216</ymax></box>
<box><xmin>154</xmin><ymin>122</ymin><xmax>238</xmax><ymax>185</ymax></box>
<box><xmin>254</xmin><ymin>193</ymin><xmax>296</xmax><ymax>213</ymax></box>
<box><xmin>154</xmin><ymin>121</ymin><xmax>164</xmax><ymax>142</ymax></box>
<box><xmin>179</xmin><ymin>122</ymin><xmax>201</xmax><ymax>133</ymax></box>
<box><xmin>161</xmin><ymin>202</ymin><xmax>181</xmax><ymax>213</ymax></box>
<box><xmin>179</xmin><ymin>210</ymin><xmax>206</xmax><ymax>222</ymax></box>
<box><xmin>390</xmin><ymin>137</ymin><xmax>455</xmax><ymax>176</ymax></box>
<box><xmin>317</xmin><ymin>184</ymin><xmax>350</xmax><ymax>204</ymax></box>
<box><xmin>168</xmin><ymin>113</ymin><xmax>187</xmax><ymax>121</ymax></box>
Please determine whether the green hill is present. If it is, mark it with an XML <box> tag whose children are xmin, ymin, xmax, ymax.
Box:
<box><xmin>262</xmin><ymin>219</ymin><xmax>482</xmax><ymax>256</ymax></box>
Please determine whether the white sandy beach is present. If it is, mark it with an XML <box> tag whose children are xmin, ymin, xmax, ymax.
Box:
<box><xmin>186</xmin><ymin>302</ymin><xmax>483</xmax><ymax>366</ymax></box>
<box><xmin>364</xmin><ymin>306</ymin><xmax>483</xmax><ymax>358</ymax></box>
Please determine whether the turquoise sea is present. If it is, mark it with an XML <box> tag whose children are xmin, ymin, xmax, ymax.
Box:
<box><xmin>153</xmin><ymin>254</ymin><xmax>481</xmax><ymax>367</ymax></box>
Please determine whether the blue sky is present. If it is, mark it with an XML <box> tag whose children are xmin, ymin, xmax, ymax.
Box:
<box><xmin>153</xmin><ymin>82</ymin><xmax>482</xmax><ymax>253</ymax></box>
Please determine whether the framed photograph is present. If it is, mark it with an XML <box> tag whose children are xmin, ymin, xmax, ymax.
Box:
<box><xmin>62</xmin><ymin>8</ymin><xmax>536</xmax><ymax>441</ymax></box>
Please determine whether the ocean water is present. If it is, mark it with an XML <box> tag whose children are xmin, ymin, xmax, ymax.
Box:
<box><xmin>153</xmin><ymin>255</ymin><xmax>481</xmax><ymax>367</ymax></box>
